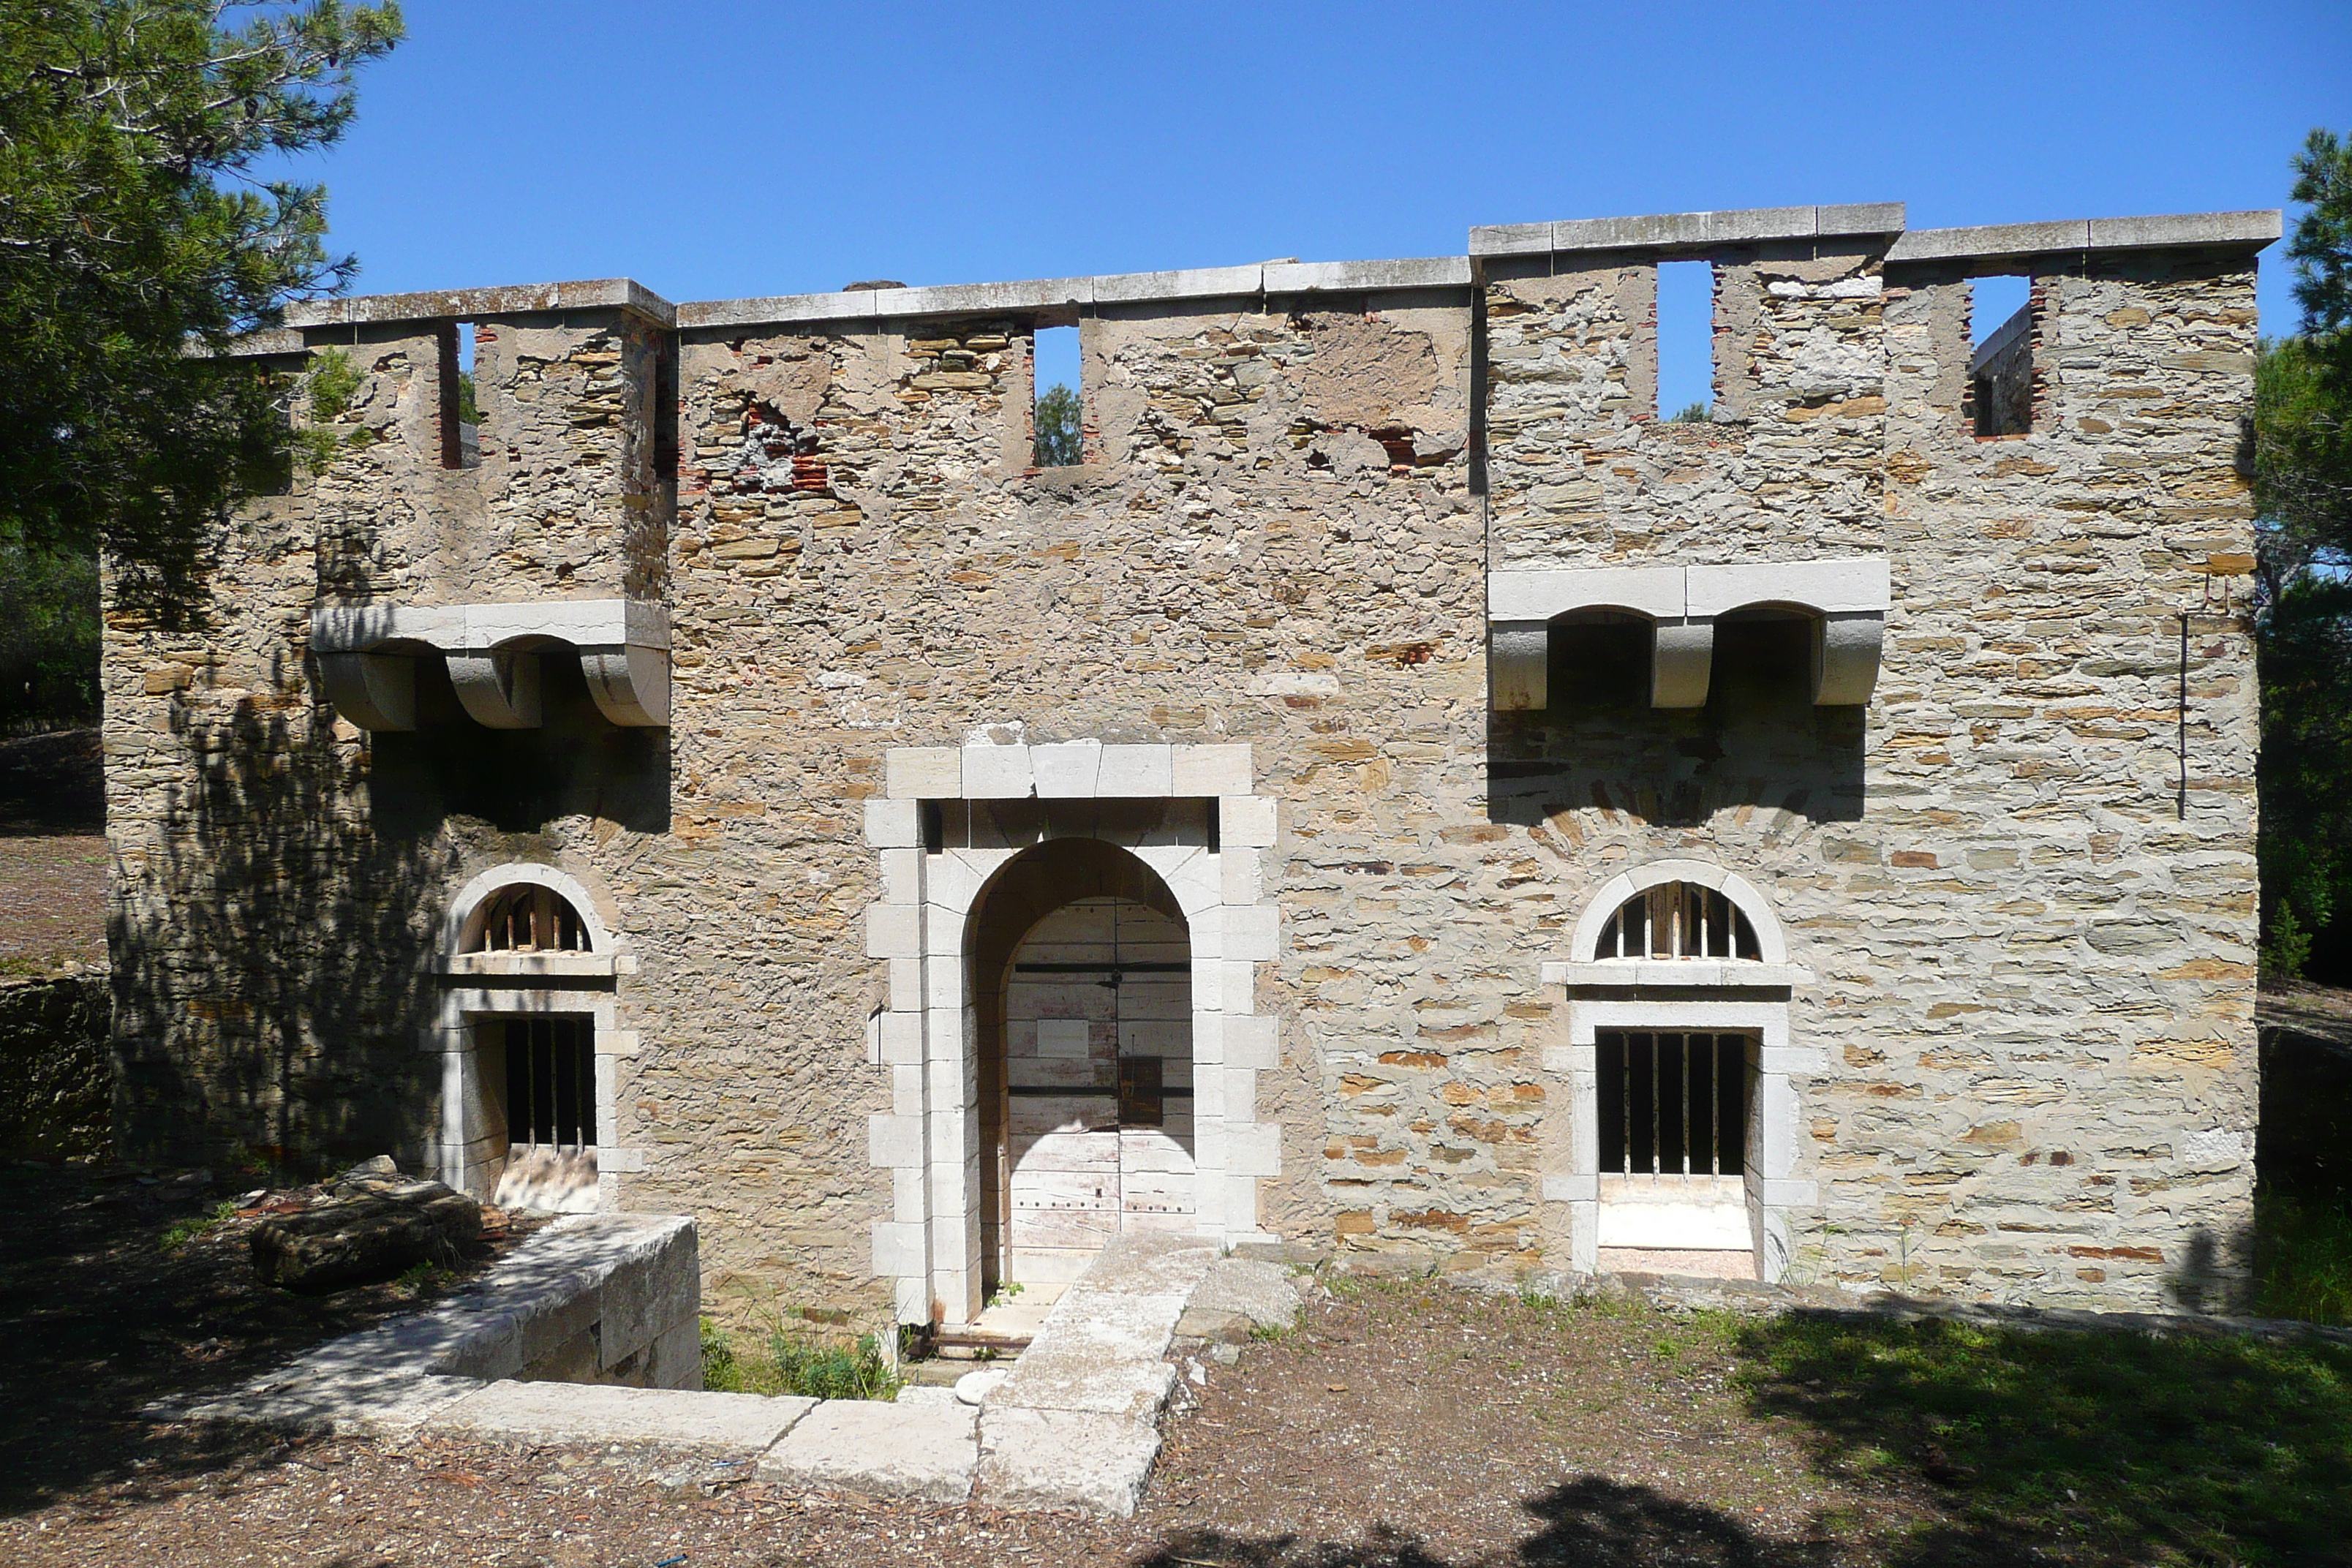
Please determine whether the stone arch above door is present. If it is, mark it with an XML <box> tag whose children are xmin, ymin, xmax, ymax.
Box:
<box><xmin>861</xmin><ymin>747</ymin><xmax>1284</xmax><ymax>1328</ymax></box>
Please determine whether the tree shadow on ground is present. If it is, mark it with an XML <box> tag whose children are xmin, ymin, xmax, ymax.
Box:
<box><xmin>1731</xmin><ymin>1310</ymin><xmax>2352</xmax><ymax>1567</ymax></box>
<box><xmin>0</xmin><ymin>1161</ymin><xmax>523</xmax><ymax>1516</ymax></box>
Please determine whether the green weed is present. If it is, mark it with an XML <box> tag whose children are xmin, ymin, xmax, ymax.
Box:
<box><xmin>158</xmin><ymin>1199</ymin><xmax>235</xmax><ymax>1251</ymax></box>
<box><xmin>2254</xmin><ymin>1187</ymin><xmax>2352</xmax><ymax>1325</ymax></box>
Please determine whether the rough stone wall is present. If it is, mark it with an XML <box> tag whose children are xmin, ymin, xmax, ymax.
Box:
<box><xmin>105</xmin><ymin>304</ymin><xmax>666</xmax><ymax>1176</ymax></box>
<box><xmin>1479</xmin><ymin>245</ymin><xmax>2259</xmax><ymax>1306</ymax></box>
<box><xmin>102</xmin><ymin>227</ymin><xmax>2261</xmax><ymax>1324</ymax></box>
<box><xmin>0</xmin><ymin>973</ymin><xmax>111</xmax><ymax>1159</ymax></box>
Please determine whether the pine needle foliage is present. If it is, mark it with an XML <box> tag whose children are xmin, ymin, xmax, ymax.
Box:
<box><xmin>0</xmin><ymin>0</ymin><xmax>404</xmax><ymax>625</ymax></box>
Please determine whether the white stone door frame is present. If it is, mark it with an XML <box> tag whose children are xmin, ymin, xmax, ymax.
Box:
<box><xmin>862</xmin><ymin>742</ymin><xmax>1285</xmax><ymax>1327</ymax></box>
<box><xmin>425</xmin><ymin>862</ymin><xmax>646</xmax><ymax>1209</ymax></box>
<box><xmin>1541</xmin><ymin>859</ymin><xmax>1821</xmax><ymax>1282</ymax></box>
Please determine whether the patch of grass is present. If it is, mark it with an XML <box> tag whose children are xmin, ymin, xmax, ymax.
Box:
<box><xmin>769</xmin><ymin>1328</ymin><xmax>898</xmax><ymax>1401</ymax></box>
<box><xmin>393</xmin><ymin>1259</ymin><xmax>451</xmax><ymax>1300</ymax></box>
<box><xmin>1735</xmin><ymin>1311</ymin><xmax>2352</xmax><ymax>1565</ymax></box>
<box><xmin>701</xmin><ymin>1315</ymin><xmax>899</xmax><ymax>1400</ymax></box>
<box><xmin>158</xmin><ymin>1199</ymin><xmax>235</xmax><ymax>1251</ymax></box>
<box><xmin>2255</xmin><ymin>1186</ymin><xmax>2352</xmax><ymax>1325</ymax></box>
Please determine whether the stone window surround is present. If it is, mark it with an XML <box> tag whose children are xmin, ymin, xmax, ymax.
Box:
<box><xmin>1539</xmin><ymin>859</ymin><xmax>1820</xmax><ymax>1282</ymax></box>
<box><xmin>309</xmin><ymin>599</ymin><xmax>671</xmax><ymax>731</ymax></box>
<box><xmin>862</xmin><ymin>742</ymin><xmax>1283</xmax><ymax>1328</ymax></box>
<box><xmin>1487</xmin><ymin>557</ymin><xmax>1889</xmax><ymax>711</ymax></box>
<box><xmin>428</xmin><ymin>862</ymin><xmax>647</xmax><ymax>1208</ymax></box>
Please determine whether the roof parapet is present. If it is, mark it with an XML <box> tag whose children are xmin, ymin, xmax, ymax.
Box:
<box><xmin>284</xmin><ymin>278</ymin><xmax>676</xmax><ymax>330</ymax></box>
<box><xmin>1883</xmin><ymin>210</ymin><xmax>2281</xmax><ymax>264</ymax></box>
<box><xmin>674</xmin><ymin>255</ymin><xmax>1473</xmax><ymax>331</ymax></box>
<box><xmin>1469</xmin><ymin>203</ymin><xmax>1907</xmax><ymax>257</ymax></box>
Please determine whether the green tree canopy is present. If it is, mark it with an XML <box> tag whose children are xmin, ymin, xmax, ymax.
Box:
<box><xmin>0</xmin><ymin>0</ymin><xmax>402</xmax><ymax>621</ymax></box>
<box><xmin>1033</xmin><ymin>382</ymin><xmax>1081</xmax><ymax>468</ymax></box>
<box><xmin>2257</xmin><ymin>128</ymin><xmax>2352</xmax><ymax>979</ymax></box>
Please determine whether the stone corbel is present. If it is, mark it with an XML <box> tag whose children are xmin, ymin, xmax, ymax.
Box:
<box><xmin>317</xmin><ymin>652</ymin><xmax>416</xmax><ymax>732</ymax></box>
<box><xmin>1651</xmin><ymin>619</ymin><xmax>1714</xmax><ymax>707</ymax></box>
<box><xmin>579</xmin><ymin>642</ymin><xmax>670</xmax><ymax>727</ymax></box>
<box><xmin>1487</xmin><ymin>557</ymin><xmax>1889</xmax><ymax>711</ymax></box>
<box><xmin>446</xmin><ymin>649</ymin><xmax>543</xmax><ymax>729</ymax></box>
<box><xmin>1488</xmin><ymin>622</ymin><xmax>1550</xmax><ymax>710</ymax></box>
<box><xmin>1812</xmin><ymin>611</ymin><xmax>1885</xmax><ymax>706</ymax></box>
<box><xmin>309</xmin><ymin>598</ymin><xmax>671</xmax><ymax>731</ymax></box>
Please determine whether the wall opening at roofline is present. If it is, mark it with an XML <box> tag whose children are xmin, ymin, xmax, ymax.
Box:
<box><xmin>1964</xmin><ymin>274</ymin><xmax>2036</xmax><ymax>437</ymax></box>
<box><xmin>1032</xmin><ymin>323</ymin><xmax>1082</xmax><ymax>467</ymax></box>
<box><xmin>1654</xmin><ymin>260</ymin><xmax>1716</xmax><ymax>423</ymax></box>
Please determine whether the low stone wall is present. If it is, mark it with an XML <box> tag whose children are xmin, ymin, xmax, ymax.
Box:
<box><xmin>0</xmin><ymin>973</ymin><xmax>110</xmax><ymax>1160</ymax></box>
<box><xmin>173</xmin><ymin>1213</ymin><xmax>703</xmax><ymax>1435</ymax></box>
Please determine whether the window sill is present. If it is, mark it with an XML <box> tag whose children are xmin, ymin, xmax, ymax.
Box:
<box><xmin>1541</xmin><ymin>960</ymin><xmax>1811</xmax><ymax>989</ymax></box>
<box><xmin>441</xmin><ymin>951</ymin><xmax>637</xmax><ymax>979</ymax></box>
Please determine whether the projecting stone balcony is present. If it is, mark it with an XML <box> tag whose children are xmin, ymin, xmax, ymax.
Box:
<box><xmin>309</xmin><ymin>599</ymin><xmax>670</xmax><ymax>731</ymax></box>
<box><xmin>1486</xmin><ymin>557</ymin><xmax>1889</xmax><ymax>711</ymax></box>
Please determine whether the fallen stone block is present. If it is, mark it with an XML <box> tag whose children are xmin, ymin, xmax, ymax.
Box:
<box><xmin>249</xmin><ymin>1175</ymin><xmax>480</xmax><ymax>1292</ymax></box>
<box><xmin>428</xmin><ymin>1380</ymin><xmax>813</xmax><ymax>1454</ymax></box>
<box><xmin>1177</xmin><ymin>1256</ymin><xmax>1303</xmax><ymax>1340</ymax></box>
<box><xmin>977</xmin><ymin>1407</ymin><xmax>1161</xmax><ymax>1516</ymax></box>
<box><xmin>757</xmin><ymin>1398</ymin><xmax>978</xmax><ymax>1503</ymax></box>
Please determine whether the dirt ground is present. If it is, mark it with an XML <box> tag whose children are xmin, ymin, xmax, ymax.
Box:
<box><xmin>0</xmin><ymin>728</ymin><xmax>107</xmax><ymax>973</ymax></box>
<box><xmin>0</xmin><ymin>1270</ymin><xmax>1934</xmax><ymax>1568</ymax></box>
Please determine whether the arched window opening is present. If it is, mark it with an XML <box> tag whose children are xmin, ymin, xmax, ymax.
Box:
<box><xmin>1593</xmin><ymin>881</ymin><xmax>1761</xmax><ymax>962</ymax></box>
<box><xmin>471</xmin><ymin>884</ymin><xmax>592</xmax><ymax>954</ymax></box>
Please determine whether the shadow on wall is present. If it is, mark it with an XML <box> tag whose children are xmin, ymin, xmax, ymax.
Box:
<box><xmin>1487</xmin><ymin>617</ymin><xmax>1866</xmax><ymax>829</ymax></box>
<box><xmin>368</xmin><ymin>652</ymin><xmax>671</xmax><ymax>838</ymax></box>
<box><xmin>111</xmin><ymin>676</ymin><xmax>458</xmax><ymax>1172</ymax></box>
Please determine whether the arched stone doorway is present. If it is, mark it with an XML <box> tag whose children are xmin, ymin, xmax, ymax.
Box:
<box><xmin>967</xmin><ymin>837</ymin><xmax>1194</xmax><ymax>1300</ymax></box>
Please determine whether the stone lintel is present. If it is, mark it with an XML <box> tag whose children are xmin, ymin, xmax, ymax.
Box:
<box><xmin>1469</xmin><ymin>203</ymin><xmax>1908</xmax><ymax>257</ymax></box>
<box><xmin>284</xmin><ymin>278</ymin><xmax>675</xmax><ymax>330</ymax></box>
<box><xmin>1883</xmin><ymin>211</ymin><xmax>2282</xmax><ymax>265</ymax></box>
<box><xmin>1539</xmin><ymin>960</ymin><xmax>1814</xmax><ymax>989</ymax></box>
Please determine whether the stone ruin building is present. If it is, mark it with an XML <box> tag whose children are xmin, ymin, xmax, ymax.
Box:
<box><xmin>104</xmin><ymin>201</ymin><xmax>2280</xmax><ymax>1333</ymax></box>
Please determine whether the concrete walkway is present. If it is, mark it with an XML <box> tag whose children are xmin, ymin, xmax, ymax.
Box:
<box><xmin>165</xmin><ymin>1224</ymin><xmax>1286</xmax><ymax>1516</ymax></box>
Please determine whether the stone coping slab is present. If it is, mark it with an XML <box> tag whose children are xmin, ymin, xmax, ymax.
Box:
<box><xmin>208</xmin><ymin>206</ymin><xmax>2278</xmax><ymax>355</ymax></box>
<box><xmin>430</xmin><ymin>1382</ymin><xmax>815</xmax><ymax>1453</ymax></box>
<box><xmin>977</xmin><ymin>1407</ymin><xmax>1164</xmax><ymax>1518</ymax></box>
<box><xmin>758</xmin><ymin>1398</ymin><xmax>980</xmax><ymax>1504</ymax></box>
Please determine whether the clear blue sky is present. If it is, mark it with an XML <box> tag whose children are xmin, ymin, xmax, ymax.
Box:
<box><xmin>298</xmin><ymin>0</ymin><xmax>2348</xmax><ymax>410</ymax></box>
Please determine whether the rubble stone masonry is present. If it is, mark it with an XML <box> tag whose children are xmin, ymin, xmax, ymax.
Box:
<box><xmin>103</xmin><ymin>208</ymin><xmax>2275</xmax><ymax>1327</ymax></box>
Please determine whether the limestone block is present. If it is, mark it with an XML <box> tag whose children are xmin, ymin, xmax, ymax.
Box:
<box><xmin>1224</xmin><ymin>1014</ymin><xmax>1278</xmax><ymax>1071</ymax></box>
<box><xmin>1228</xmin><ymin>1123</ymin><xmax>1282</xmax><ymax>1177</ymax></box>
<box><xmin>428</xmin><ymin>1382</ymin><xmax>814</xmax><ymax>1454</ymax></box>
<box><xmin>317</xmin><ymin>652</ymin><xmax>415</xmax><ymax>732</ymax></box>
<box><xmin>446</xmin><ymin>650</ymin><xmax>543</xmax><ymax>729</ymax></box>
<box><xmin>1221</xmin><ymin>796</ymin><xmax>1278</xmax><ymax>847</ymax></box>
<box><xmin>1098</xmin><ymin>745</ymin><xmax>1175</xmax><ymax>796</ymax></box>
<box><xmin>1542</xmin><ymin>1174</ymin><xmax>1598</xmax><ymax>1202</ymax></box>
<box><xmin>962</xmin><ymin>744</ymin><xmax>1034</xmax><ymax>799</ymax></box>
<box><xmin>872</xmin><ymin>1221</ymin><xmax>927</xmax><ymax>1278</ymax></box>
<box><xmin>1031</xmin><ymin>741</ymin><xmax>1102</xmax><ymax>798</ymax></box>
<box><xmin>864</xmin><ymin>798</ymin><xmax>920</xmax><ymax>849</ymax></box>
<box><xmin>1225</xmin><ymin>906</ymin><xmax>1279</xmax><ymax>961</ymax></box>
<box><xmin>879</xmin><ymin>848</ymin><xmax>921</xmax><ymax>905</ymax></box>
<box><xmin>1219</xmin><ymin>848</ymin><xmax>1262</xmax><ymax>906</ymax></box>
<box><xmin>181</xmin><ymin>1373</ymin><xmax>486</xmax><ymax>1439</ymax></box>
<box><xmin>1263</xmin><ymin>257</ymin><xmax>1471</xmax><ymax>294</ymax></box>
<box><xmin>886</xmin><ymin>748</ymin><xmax>960</xmax><ymax>799</ymax></box>
<box><xmin>757</xmin><ymin>1398</ymin><xmax>979</xmax><ymax>1503</ymax></box>
<box><xmin>869</xmin><ymin>1114</ymin><xmax>924</xmax><ymax>1169</ymax></box>
<box><xmin>1651</xmin><ymin>619</ymin><xmax>1714</xmax><ymax>709</ymax></box>
<box><xmin>864</xmin><ymin>903</ymin><xmax>920</xmax><ymax>960</ymax></box>
<box><xmin>977</xmin><ymin>1408</ymin><xmax>1161</xmax><ymax>1517</ymax></box>
<box><xmin>1172</xmin><ymin>744</ymin><xmax>1252</xmax><ymax>796</ymax></box>
<box><xmin>878</xmin><ymin>1011</ymin><xmax>921</xmax><ymax>1066</ymax></box>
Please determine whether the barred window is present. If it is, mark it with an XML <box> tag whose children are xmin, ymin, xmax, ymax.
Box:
<box><xmin>472</xmin><ymin>884</ymin><xmax>591</xmax><ymax>954</ymax></box>
<box><xmin>502</xmin><ymin>1016</ymin><xmax>598</xmax><ymax>1150</ymax></box>
<box><xmin>1593</xmin><ymin>882</ymin><xmax>1761</xmax><ymax>962</ymax></box>
<box><xmin>1597</xmin><ymin>1030</ymin><xmax>1749</xmax><ymax>1178</ymax></box>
